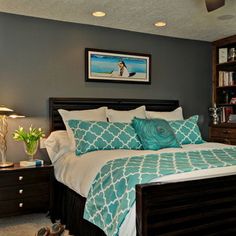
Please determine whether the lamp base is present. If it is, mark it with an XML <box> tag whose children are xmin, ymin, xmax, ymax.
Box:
<box><xmin>0</xmin><ymin>161</ymin><xmax>14</xmax><ymax>168</ymax></box>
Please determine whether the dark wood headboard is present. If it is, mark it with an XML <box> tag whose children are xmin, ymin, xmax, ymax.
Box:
<box><xmin>49</xmin><ymin>97</ymin><xmax>179</xmax><ymax>131</ymax></box>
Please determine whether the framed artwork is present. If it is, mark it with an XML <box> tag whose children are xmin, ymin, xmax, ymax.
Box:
<box><xmin>85</xmin><ymin>48</ymin><xmax>151</xmax><ymax>84</ymax></box>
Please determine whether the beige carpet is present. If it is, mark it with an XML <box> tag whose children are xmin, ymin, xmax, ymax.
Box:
<box><xmin>0</xmin><ymin>213</ymin><xmax>70</xmax><ymax>236</ymax></box>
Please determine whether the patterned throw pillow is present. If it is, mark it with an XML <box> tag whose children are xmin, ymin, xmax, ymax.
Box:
<box><xmin>68</xmin><ymin>120</ymin><xmax>142</xmax><ymax>155</ymax></box>
<box><xmin>131</xmin><ymin>118</ymin><xmax>181</xmax><ymax>150</ymax></box>
<box><xmin>169</xmin><ymin>115</ymin><xmax>204</xmax><ymax>145</ymax></box>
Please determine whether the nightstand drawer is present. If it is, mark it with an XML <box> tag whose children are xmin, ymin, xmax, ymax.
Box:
<box><xmin>0</xmin><ymin>164</ymin><xmax>53</xmax><ymax>218</ymax></box>
<box><xmin>0</xmin><ymin>195</ymin><xmax>49</xmax><ymax>217</ymax></box>
<box><xmin>0</xmin><ymin>168</ymin><xmax>51</xmax><ymax>187</ymax></box>
<box><xmin>0</xmin><ymin>183</ymin><xmax>50</xmax><ymax>201</ymax></box>
<box><xmin>210</xmin><ymin>127</ymin><xmax>236</xmax><ymax>139</ymax></box>
<box><xmin>209</xmin><ymin>137</ymin><xmax>236</xmax><ymax>145</ymax></box>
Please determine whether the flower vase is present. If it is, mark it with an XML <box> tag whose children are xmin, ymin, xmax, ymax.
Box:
<box><xmin>24</xmin><ymin>140</ymin><xmax>39</xmax><ymax>161</ymax></box>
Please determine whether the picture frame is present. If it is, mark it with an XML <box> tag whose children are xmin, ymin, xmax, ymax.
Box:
<box><xmin>218</xmin><ymin>48</ymin><xmax>228</xmax><ymax>64</ymax></box>
<box><xmin>85</xmin><ymin>48</ymin><xmax>151</xmax><ymax>84</ymax></box>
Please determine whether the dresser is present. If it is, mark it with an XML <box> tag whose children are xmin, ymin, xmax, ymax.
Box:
<box><xmin>0</xmin><ymin>164</ymin><xmax>53</xmax><ymax>218</ymax></box>
<box><xmin>209</xmin><ymin>123</ymin><xmax>236</xmax><ymax>145</ymax></box>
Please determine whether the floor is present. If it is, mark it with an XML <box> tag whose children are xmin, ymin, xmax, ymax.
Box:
<box><xmin>0</xmin><ymin>213</ymin><xmax>70</xmax><ymax>236</ymax></box>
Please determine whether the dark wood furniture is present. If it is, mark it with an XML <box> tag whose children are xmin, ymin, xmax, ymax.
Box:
<box><xmin>49</xmin><ymin>97</ymin><xmax>236</xmax><ymax>236</ymax></box>
<box><xmin>209</xmin><ymin>123</ymin><xmax>236</xmax><ymax>145</ymax></box>
<box><xmin>210</xmin><ymin>35</ymin><xmax>236</xmax><ymax>142</ymax></box>
<box><xmin>136</xmin><ymin>175</ymin><xmax>236</xmax><ymax>236</ymax></box>
<box><xmin>0</xmin><ymin>163</ymin><xmax>53</xmax><ymax>218</ymax></box>
<box><xmin>49</xmin><ymin>97</ymin><xmax>179</xmax><ymax>131</ymax></box>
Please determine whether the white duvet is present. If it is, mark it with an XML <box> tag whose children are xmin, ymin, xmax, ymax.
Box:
<box><xmin>52</xmin><ymin>142</ymin><xmax>236</xmax><ymax>236</ymax></box>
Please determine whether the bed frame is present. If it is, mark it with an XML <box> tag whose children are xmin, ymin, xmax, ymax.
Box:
<box><xmin>49</xmin><ymin>97</ymin><xmax>236</xmax><ymax>236</ymax></box>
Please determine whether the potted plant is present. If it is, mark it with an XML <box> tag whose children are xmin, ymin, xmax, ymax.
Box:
<box><xmin>13</xmin><ymin>126</ymin><xmax>45</xmax><ymax>161</ymax></box>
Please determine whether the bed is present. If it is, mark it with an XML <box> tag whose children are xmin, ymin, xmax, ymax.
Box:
<box><xmin>48</xmin><ymin>97</ymin><xmax>236</xmax><ymax>236</ymax></box>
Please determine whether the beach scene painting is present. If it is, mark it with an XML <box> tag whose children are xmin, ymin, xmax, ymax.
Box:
<box><xmin>85</xmin><ymin>49</ymin><xmax>151</xmax><ymax>83</ymax></box>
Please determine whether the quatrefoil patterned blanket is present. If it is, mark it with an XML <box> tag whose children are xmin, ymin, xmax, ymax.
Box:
<box><xmin>83</xmin><ymin>147</ymin><xmax>236</xmax><ymax>236</ymax></box>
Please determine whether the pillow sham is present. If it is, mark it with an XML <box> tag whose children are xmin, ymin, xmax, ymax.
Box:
<box><xmin>58</xmin><ymin>107</ymin><xmax>107</xmax><ymax>151</ymax></box>
<box><xmin>169</xmin><ymin>115</ymin><xmax>204</xmax><ymax>145</ymax></box>
<box><xmin>146</xmin><ymin>107</ymin><xmax>184</xmax><ymax>120</ymax></box>
<box><xmin>68</xmin><ymin>120</ymin><xmax>143</xmax><ymax>156</ymax></box>
<box><xmin>44</xmin><ymin>130</ymin><xmax>70</xmax><ymax>163</ymax></box>
<box><xmin>106</xmin><ymin>106</ymin><xmax>146</xmax><ymax>123</ymax></box>
<box><xmin>132</xmin><ymin>118</ymin><xmax>180</xmax><ymax>150</ymax></box>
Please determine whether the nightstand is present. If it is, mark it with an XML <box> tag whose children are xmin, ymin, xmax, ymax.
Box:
<box><xmin>0</xmin><ymin>163</ymin><xmax>53</xmax><ymax>218</ymax></box>
<box><xmin>209</xmin><ymin>123</ymin><xmax>236</xmax><ymax>145</ymax></box>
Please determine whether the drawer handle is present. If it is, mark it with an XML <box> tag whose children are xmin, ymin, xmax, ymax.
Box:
<box><xmin>19</xmin><ymin>189</ymin><xmax>23</xmax><ymax>194</ymax></box>
<box><xmin>19</xmin><ymin>203</ymin><xmax>23</xmax><ymax>208</ymax></box>
<box><xmin>19</xmin><ymin>176</ymin><xmax>23</xmax><ymax>181</ymax></box>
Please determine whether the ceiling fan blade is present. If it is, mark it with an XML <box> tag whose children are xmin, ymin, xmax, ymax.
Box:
<box><xmin>205</xmin><ymin>0</ymin><xmax>225</xmax><ymax>12</ymax></box>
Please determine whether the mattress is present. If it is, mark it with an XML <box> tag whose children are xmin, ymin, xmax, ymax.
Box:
<box><xmin>52</xmin><ymin>142</ymin><xmax>236</xmax><ymax>236</ymax></box>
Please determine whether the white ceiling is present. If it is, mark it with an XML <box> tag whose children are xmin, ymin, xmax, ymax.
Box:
<box><xmin>0</xmin><ymin>0</ymin><xmax>236</xmax><ymax>42</ymax></box>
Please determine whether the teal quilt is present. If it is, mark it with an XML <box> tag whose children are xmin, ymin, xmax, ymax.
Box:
<box><xmin>83</xmin><ymin>147</ymin><xmax>236</xmax><ymax>236</ymax></box>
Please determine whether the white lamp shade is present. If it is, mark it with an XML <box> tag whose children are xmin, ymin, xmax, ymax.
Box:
<box><xmin>0</xmin><ymin>106</ymin><xmax>14</xmax><ymax>116</ymax></box>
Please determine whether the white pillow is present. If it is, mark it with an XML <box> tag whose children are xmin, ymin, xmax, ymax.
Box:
<box><xmin>106</xmin><ymin>106</ymin><xmax>146</xmax><ymax>123</ymax></box>
<box><xmin>58</xmin><ymin>107</ymin><xmax>107</xmax><ymax>150</ymax></box>
<box><xmin>146</xmin><ymin>107</ymin><xmax>184</xmax><ymax>121</ymax></box>
<box><xmin>44</xmin><ymin>131</ymin><xmax>70</xmax><ymax>163</ymax></box>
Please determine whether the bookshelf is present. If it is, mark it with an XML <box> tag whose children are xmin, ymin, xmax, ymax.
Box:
<box><xmin>210</xmin><ymin>35</ymin><xmax>236</xmax><ymax>144</ymax></box>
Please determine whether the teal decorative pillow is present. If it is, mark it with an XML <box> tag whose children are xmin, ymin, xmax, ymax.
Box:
<box><xmin>131</xmin><ymin>118</ymin><xmax>181</xmax><ymax>150</ymax></box>
<box><xmin>169</xmin><ymin>115</ymin><xmax>204</xmax><ymax>145</ymax></box>
<box><xmin>68</xmin><ymin>120</ymin><xmax>142</xmax><ymax>155</ymax></box>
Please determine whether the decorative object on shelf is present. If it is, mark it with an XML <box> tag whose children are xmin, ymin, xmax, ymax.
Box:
<box><xmin>209</xmin><ymin>104</ymin><xmax>221</xmax><ymax>125</ymax></box>
<box><xmin>230</xmin><ymin>97</ymin><xmax>236</xmax><ymax>104</ymax></box>
<box><xmin>224</xmin><ymin>90</ymin><xmax>229</xmax><ymax>104</ymax></box>
<box><xmin>228</xmin><ymin>114</ymin><xmax>236</xmax><ymax>123</ymax></box>
<box><xmin>13</xmin><ymin>126</ymin><xmax>45</xmax><ymax>161</ymax></box>
<box><xmin>85</xmin><ymin>48</ymin><xmax>151</xmax><ymax>84</ymax></box>
<box><xmin>228</xmin><ymin>48</ymin><xmax>236</xmax><ymax>61</ymax></box>
<box><xmin>218</xmin><ymin>48</ymin><xmax>228</xmax><ymax>63</ymax></box>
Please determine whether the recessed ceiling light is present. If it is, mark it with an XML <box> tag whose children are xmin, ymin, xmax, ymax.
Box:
<box><xmin>92</xmin><ymin>11</ymin><xmax>106</xmax><ymax>17</ymax></box>
<box><xmin>154</xmin><ymin>21</ymin><xmax>167</xmax><ymax>27</ymax></box>
<box><xmin>217</xmin><ymin>15</ymin><xmax>234</xmax><ymax>20</ymax></box>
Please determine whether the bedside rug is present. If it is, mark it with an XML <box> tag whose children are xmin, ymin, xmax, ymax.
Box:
<box><xmin>0</xmin><ymin>213</ymin><xmax>70</xmax><ymax>236</ymax></box>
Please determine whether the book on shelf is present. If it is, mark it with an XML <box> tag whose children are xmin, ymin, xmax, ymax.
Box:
<box><xmin>220</xmin><ymin>106</ymin><xmax>233</xmax><ymax>123</ymax></box>
<box><xmin>218</xmin><ymin>71</ymin><xmax>236</xmax><ymax>87</ymax></box>
<box><xmin>20</xmin><ymin>159</ymin><xmax>44</xmax><ymax>167</ymax></box>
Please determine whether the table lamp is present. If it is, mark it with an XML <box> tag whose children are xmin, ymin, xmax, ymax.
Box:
<box><xmin>0</xmin><ymin>105</ymin><xmax>24</xmax><ymax>168</ymax></box>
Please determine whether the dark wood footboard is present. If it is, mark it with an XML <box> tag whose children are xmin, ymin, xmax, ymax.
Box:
<box><xmin>136</xmin><ymin>174</ymin><xmax>236</xmax><ymax>236</ymax></box>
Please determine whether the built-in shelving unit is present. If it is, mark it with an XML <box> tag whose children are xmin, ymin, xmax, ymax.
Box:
<box><xmin>209</xmin><ymin>35</ymin><xmax>236</xmax><ymax>144</ymax></box>
<box><xmin>212</xmin><ymin>35</ymin><xmax>236</xmax><ymax>121</ymax></box>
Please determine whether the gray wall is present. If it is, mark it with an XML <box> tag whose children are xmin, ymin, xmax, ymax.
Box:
<box><xmin>0</xmin><ymin>13</ymin><xmax>212</xmax><ymax>163</ymax></box>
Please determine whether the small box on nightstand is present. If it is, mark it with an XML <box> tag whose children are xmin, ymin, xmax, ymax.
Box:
<box><xmin>20</xmin><ymin>159</ymin><xmax>44</xmax><ymax>167</ymax></box>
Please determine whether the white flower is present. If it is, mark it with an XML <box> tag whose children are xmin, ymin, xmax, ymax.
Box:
<box><xmin>13</xmin><ymin>133</ymin><xmax>19</xmax><ymax>139</ymax></box>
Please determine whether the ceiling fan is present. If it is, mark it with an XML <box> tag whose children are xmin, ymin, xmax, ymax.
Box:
<box><xmin>205</xmin><ymin>0</ymin><xmax>225</xmax><ymax>12</ymax></box>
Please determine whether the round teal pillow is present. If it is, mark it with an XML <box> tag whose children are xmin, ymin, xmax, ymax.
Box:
<box><xmin>132</xmin><ymin>117</ymin><xmax>181</xmax><ymax>150</ymax></box>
